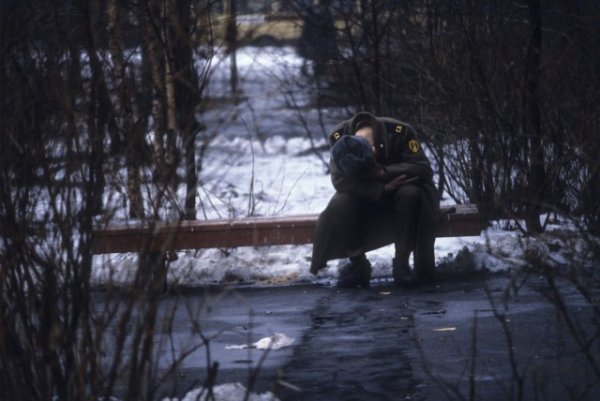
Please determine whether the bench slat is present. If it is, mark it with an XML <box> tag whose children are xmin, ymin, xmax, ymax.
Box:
<box><xmin>92</xmin><ymin>204</ymin><xmax>481</xmax><ymax>254</ymax></box>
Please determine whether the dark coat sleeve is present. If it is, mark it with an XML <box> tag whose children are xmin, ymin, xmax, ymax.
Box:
<box><xmin>381</xmin><ymin>124</ymin><xmax>434</xmax><ymax>182</ymax></box>
<box><xmin>383</xmin><ymin>123</ymin><xmax>441</xmax><ymax>221</ymax></box>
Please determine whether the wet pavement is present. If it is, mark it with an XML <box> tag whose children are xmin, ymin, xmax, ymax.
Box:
<box><xmin>107</xmin><ymin>272</ymin><xmax>600</xmax><ymax>400</ymax></box>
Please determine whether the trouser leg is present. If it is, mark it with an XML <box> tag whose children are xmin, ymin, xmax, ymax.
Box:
<box><xmin>325</xmin><ymin>192</ymin><xmax>372</xmax><ymax>258</ymax></box>
<box><xmin>391</xmin><ymin>184</ymin><xmax>421</xmax><ymax>262</ymax></box>
<box><xmin>392</xmin><ymin>184</ymin><xmax>436</xmax><ymax>283</ymax></box>
<box><xmin>389</xmin><ymin>185</ymin><xmax>422</xmax><ymax>287</ymax></box>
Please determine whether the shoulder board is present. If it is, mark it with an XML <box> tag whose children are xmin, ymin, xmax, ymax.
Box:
<box><xmin>329</xmin><ymin>129</ymin><xmax>344</xmax><ymax>144</ymax></box>
<box><xmin>384</xmin><ymin>121</ymin><xmax>408</xmax><ymax>136</ymax></box>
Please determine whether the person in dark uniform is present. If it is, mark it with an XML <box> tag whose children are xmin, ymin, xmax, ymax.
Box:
<box><xmin>310</xmin><ymin>111</ymin><xmax>440</xmax><ymax>288</ymax></box>
<box><xmin>297</xmin><ymin>0</ymin><xmax>337</xmax><ymax>75</ymax></box>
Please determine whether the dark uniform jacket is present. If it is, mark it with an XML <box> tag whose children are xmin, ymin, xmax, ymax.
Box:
<box><xmin>310</xmin><ymin>112</ymin><xmax>441</xmax><ymax>274</ymax></box>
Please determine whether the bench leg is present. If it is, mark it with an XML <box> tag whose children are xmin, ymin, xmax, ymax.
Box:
<box><xmin>136</xmin><ymin>250</ymin><xmax>168</xmax><ymax>293</ymax></box>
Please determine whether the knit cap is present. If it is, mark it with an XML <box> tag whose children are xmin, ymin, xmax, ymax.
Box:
<box><xmin>330</xmin><ymin>135</ymin><xmax>376</xmax><ymax>176</ymax></box>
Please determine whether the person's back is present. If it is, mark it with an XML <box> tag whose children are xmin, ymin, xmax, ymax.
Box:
<box><xmin>297</xmin><ymin>3</ymin><xmax>337</xmax><ymax>70</ymax></box>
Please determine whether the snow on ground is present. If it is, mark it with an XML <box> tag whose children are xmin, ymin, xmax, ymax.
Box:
<box><xmin>91</xmin><ymin>46</ymin><xmax>592</xmax><ymax>288</ymax></box>
<box><xmin>162</xmin><ymin>382</ymin><xmax>279</xmax><ymax>401</ymax></box>
<box><xmin>91</xmin><ymin>133</ymin><xmax>584</xmax><ymax>288</ymax></box>
<box><xmin>88</xmin><ymin>46</ymin><xmax>596</xmax><ymax>401</ymax></box>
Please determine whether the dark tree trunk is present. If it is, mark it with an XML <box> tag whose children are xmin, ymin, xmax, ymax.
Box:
<box><xmin>107</xmin><ymin>0</ymin><xmax>144</xmax><ymax>219</ymax></box>
<box><xmin>524</xmin><ymin>0</ymin><xmax>545</xmax><ymax>233</ymax></box>
<box><xmin>226</xmin><ymin>0</ymin><xmax>239</xmax><ymax>95</ymax></box>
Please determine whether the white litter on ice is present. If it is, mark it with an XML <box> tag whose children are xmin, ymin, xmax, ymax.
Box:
<box><xmin>225</xmin><ymin>333</ymin><xmax>295</xmax><ymax>350</ymax></box>
<box><xmin>163</xmin><ymin>382</ymin><xmax>280</xmax><ymax>401</ymax></box>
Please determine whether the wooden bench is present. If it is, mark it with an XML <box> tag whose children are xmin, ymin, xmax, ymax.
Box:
<box><xmin>92</xmin><ymin>204</ymin><xmax>481</xmax><ymax>254</ymax></box>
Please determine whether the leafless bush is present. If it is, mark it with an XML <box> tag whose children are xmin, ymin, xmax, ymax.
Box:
<box><xmin>291</xmin><ymin>0</ymin><xmax>600</xmax><ymax>234</ymax></box>
<box><xmin>0</xmin><ymin>0</ymin><xmax>229</xmax><ymax>399</ymax></box>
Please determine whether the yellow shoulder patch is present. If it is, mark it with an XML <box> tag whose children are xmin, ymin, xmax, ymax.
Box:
<box><xmin>395</xmin><ymin>125</ymin><xmax>404</xmax><ymax>134</ymax></box>
<box><xmin>331</xmin><ymin>131</ymin><xmax>341</xmax><ymax>143</ymax></box>
<box><xmin>408</xmin><ymin>139</ymin><xmax>420</xmax><ymax>153</ymax></box>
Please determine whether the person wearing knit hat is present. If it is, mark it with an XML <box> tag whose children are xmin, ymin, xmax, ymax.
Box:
<box><xmin>310</xmin><ymin>111</ymin><xmax>440</xmax><ymax>288</ymax></box>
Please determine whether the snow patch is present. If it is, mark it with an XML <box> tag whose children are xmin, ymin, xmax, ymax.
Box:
<box><xmin>163</xmin><ymin>382</ymin><xmax>280</xmax><ymax>401</ymax></box>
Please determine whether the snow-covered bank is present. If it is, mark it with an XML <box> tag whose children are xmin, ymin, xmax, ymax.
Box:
<box><xmin>89</xmin><ymin>46</ymin><xmax>596</xmax><ymax>289</ymax></box>
<box><xmin>91</xmin><ymin>135</ymin><xmax>589</xmax><ymax>289</ymax></box>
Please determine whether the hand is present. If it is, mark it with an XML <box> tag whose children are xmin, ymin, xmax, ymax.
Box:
<box><xmin>383</xmin><ymin>174</ymin><xmax>419</xmax><ymax>193</ymax></box>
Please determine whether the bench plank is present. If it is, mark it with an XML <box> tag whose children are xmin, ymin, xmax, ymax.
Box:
<box><xmin>92</xmin><ymin>204</ymin><xmax>481</xmax><ymax>254</ymax></box>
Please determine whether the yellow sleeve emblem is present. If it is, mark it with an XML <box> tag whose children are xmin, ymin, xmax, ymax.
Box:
<box><xmin>395</xmin><ymin>125</ymin><xmax>404</xmax><ymax>134</ymax></box>
<box><xmin>331</xmin><ymin>131</ymin><xmax>341</xmax><ymax>142</ymax></box>
<box><xmin>408</xmin><ymin>139</ymin><xmax>420</xmax><ymax>153</ymax></box>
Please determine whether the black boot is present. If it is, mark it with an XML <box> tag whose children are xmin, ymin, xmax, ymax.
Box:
<box><xmin>413</xmin><ymin>247</ymin><xmax>436</xmax><ymax>285</ymax></box>
<box><xmin>392</xmin><ymin>257</ymin><xmax>418</xmax><ymax>288</ymax></box>
<box><xmin>337</xmin><ymin>255</ymin><xmax>372</xmax><ymax>288</ymax></box>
